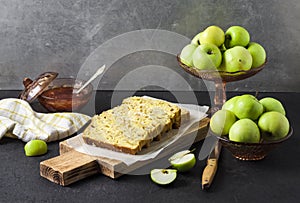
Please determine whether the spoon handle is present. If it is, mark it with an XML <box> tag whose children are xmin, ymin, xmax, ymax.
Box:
<box><xmin>76</xmin><ymin>65</ymin><xmax>106</xmax><ymax>94</ymax></box>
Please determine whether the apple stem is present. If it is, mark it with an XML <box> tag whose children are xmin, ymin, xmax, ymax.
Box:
<box><xmin>207</xmin><ymin>50</ymin><xmax>213</xmax><ymax>55</ymax></box>
<box><xmin>190</xmin><ymin>148</ymin><xmax>196</xmax><ymax>153</ymax></box>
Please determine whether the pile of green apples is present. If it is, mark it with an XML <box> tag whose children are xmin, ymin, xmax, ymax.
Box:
<box><xmin>210</xmin><ymin>94</ymin><xmax>290</xmax><ymax>143</ymax></box>
<box><xmin>180</xmin><ymin>25</ymin><xmax>266</xmax><ymax>72</ymax></box>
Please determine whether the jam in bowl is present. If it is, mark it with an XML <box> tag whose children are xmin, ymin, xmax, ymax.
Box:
<box><xmin>38</xmin><ymin>78</ymin><xmax>93</xmax><ymax>112</ymax></box>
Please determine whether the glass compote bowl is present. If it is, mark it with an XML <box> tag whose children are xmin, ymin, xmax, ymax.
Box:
<box><xmin>211</xmin><ymin>127</ymin><xmax>293</xmax><ymax>160</ymax></box>
<box><xmin>177</xmin><ymin>55</ymin><xmax>266</xmax><ymax>112</ymax></box>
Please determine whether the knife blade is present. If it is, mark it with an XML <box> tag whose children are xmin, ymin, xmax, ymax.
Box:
<box><xmin>201</xmin><ymin>141</ymin><xmax>222</xmax><ymax>190</ymax></box>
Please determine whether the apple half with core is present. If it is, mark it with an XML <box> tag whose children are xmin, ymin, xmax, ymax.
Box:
<box><xmin>192</xmin><ymin>43</ymin><xmax>222</xmax><ymax>70</ymax></box>
<box><xmin>258</xmin><ymin>111</ymin><xmax>290</xmax><ymax>141</ymax></box>
<box><xmin>191</xmin><ymin>25</ymin><xmax>225</xmax><ymax>47</ymax></box>
<box><xmin>210</xmin><ymin>109</ymin><xmax>237</xmax><ymax>136</ymax></box>
<box><xmin>232</xmin><ymin>94</ymin><xmax>264</xmax><ymax>120</ymax></box>
<box><xmin>224</xmin><ymin>25</ymin><xmax>250</xmax><ymax>48</ymax></box>
<box><xmin>150</xmin><ymin>169</ymin><xmax>177</xmax><ymax>185</ymax></box>
<box><xmin>229</xmin><ymin>118</ymin><xmax>261</xmax><ymax>143</ymax></box>
<box><xmin>180</xmin><ymin>44</ymin><xmax>198</xmax><ymax>67</ymax></box>
<box><xmin>221</xmin><ymin>46</ymin><xmax>253</xmax><ymax>72</ymax></box>
<box><xmin>259</xmin><ymin>97</ymin><xmax>286</xmax><ymax>115</ymax></box>
<box><xmin>247</xmin><ymin>42</ymin><xmax>266</xmax><ymax>68</ymax></box>
<box><xmin>169</xmin><ymin>150</ymin><xmax>196</xmax><ymax>172</ymax></box>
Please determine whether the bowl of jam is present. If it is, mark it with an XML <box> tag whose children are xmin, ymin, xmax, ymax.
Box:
<box><xmin>37</xmin><ymin>78</ymin><xmax>93</xmax><ymax>112</ymax></box>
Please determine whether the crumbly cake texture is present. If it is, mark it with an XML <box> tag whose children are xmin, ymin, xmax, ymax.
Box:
<box><xmin>82</xmin><ymin>96</ymin><xmax>182</xmax><ymax>154</ymax></box>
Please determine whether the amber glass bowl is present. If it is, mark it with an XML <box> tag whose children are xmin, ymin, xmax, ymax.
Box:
<box><xmin>211</xmin><ymin>128</ymin><xmax>293</xmax><ymax>161</ymax></box>
<box><xmin>38</xmin><ymin>78</ymin><xmax>93</xmax><ymax>112</ymax></box>
<box><xmin>177</xmin><ymin>54</ymin><xmax>266</xmax><ymax>82</ymax></box>
<box><xmin>177</xmin><ymin>54</ymin><xmax>266</xmax><ymax>111</ymax></box>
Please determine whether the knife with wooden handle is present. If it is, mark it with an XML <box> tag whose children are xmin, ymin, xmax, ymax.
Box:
<box><xmin>202</xmin><ymin>141</ymin><xmax>222</xmax><ymax>190</ymax></box>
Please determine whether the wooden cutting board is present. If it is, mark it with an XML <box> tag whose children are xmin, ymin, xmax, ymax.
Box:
<box><xmin>40</xmin><ymin>117</ymin><xmax>210</xmax><ymax>186</ymax></box>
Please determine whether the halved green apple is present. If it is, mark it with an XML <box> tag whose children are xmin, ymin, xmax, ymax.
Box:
<box><xmin>169</xmin><ymin>150</ymin><xmax>196</xmax><ymax>172</ymax></box>
<box><xmin>150</xmin><ymin>169</ymin><xmax>177</xmax><ymax>185</ymax></box>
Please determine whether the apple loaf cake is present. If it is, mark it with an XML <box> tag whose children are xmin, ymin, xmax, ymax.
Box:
<box><xmin>82</xmin><ymin>96</ymin><xmax>183</xmax><ymax>154</ymax></box>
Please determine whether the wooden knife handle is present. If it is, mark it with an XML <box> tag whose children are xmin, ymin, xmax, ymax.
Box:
<box><xmin>202</xmin><ymin>158</ymin><xmax>218</xmax><ymax>190</ymax></box>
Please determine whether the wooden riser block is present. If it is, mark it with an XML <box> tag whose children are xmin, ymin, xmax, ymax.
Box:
<box><xmin>40</xmin><ymin>150</ymin><xmax>99</xmax><ymax>186</ymax></box>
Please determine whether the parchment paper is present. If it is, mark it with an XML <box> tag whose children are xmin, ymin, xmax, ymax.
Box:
<box><xmin>67</xmin><ymin>99</ymin><xmax>209</xmax><ymax>166</ymax></box>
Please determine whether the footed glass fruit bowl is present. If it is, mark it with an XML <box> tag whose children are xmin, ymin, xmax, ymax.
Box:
<box><xmin>177</xmin><ymin>54</ymin><xmax>266</xmax><ymax>110</ymax></box>
<box><xmin>177</xmin><ymin>55</ymin><xmax>266</xmax><ymax>82</ymax></box>
<box><xmin>211</xmin><ymin>127</ymin><xmax>293</xmax><ymax>161</ymax></box>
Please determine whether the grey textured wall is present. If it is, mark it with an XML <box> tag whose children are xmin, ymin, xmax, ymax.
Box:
<box><xmin>0</xmin><ymin>0</ymin><xmax>299</xmax><ymax>92</ymax></box>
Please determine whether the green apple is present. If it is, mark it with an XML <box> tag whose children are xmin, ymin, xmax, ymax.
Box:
<box><xmin>232</xmin><ymin>94</ymin><xmax>263</xmax><ymax>120</ymax></box>
<box><xmin>222</xmin><ymin>95</ymin><xmax>240</xmax><ymax>113</ymax></box>
<box><xmin>150</xmin><ymin>169</ymin><xmax>177</xmax><ymax>185</ymax></box>
<box><xmin>221</xmin><ymin>46</ymin><xmax>253</xmax><ymax>72</ymax></box>
<box><xmin>229</xmin><ymin>118</ymin><xmax>260</xmax><ymax>143</ymax></box>
<box><xmin>180</xmin><ymin>44</ymin><xmax>198</xmax><ymax>67</ymax></box>
<box><xmin>192</xmin><ymin>43</ymin><xmax>222</xmax><ymax>70</ymax></box>
<box><xmin>24</xmin><ymin>140</ymin><xmax>48</xmax><ymax>156</ymax></box>
<box><xmin>259</xmin><ymin>97</ymin><xmax>286</xmax><ymax>115</ymax></box>
<box><xmin>247</xmin><ymin>42</ymin><xmax>266</xmax><ymax>68</ymax></box>
<box><xmin>169</xmin><ymin>150</ymin><xmax>196</xmax><ymax>172</ymax></box>
<box><xmin>191</xmin><ymin>32</ymin><xmax>202</xmax><ymax>46</ymax></box>
<box><xmin>210</xmin><ymin>109</ymin><xmax>237</xmax><ymax>136</ymax></box>
<box><xmin>258</xmin><ymin>111</ymin><xmax>290</xmax><ymax>141</ymax></box>
<box><xmin>224</xmin><ymin>25</ymin><xmax>250</xmax><ymax>48</ymax></box>
<box><xmin>196</xmin><ymin>25</ymin><xmax>225</xmax><ymax>47</ymax></box>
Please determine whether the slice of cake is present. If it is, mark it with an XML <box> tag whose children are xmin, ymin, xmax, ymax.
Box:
<box><xmin>82</xmin><ymin>96</ymin><xmax>182</xmax><ymax>154</ymax></box>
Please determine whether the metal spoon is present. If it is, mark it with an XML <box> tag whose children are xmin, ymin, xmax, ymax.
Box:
<box><xmin>75</xmin><ymin>65</ymin><xmax>106</xmax><ymax>94</ymax></box>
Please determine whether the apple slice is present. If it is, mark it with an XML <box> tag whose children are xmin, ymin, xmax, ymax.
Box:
<box><xmin>169</xmin><ymin>150</ymin><xmax>196</xmax><ymax>172</ymax></box>
<box><xmin>150</xmin><ymin>169</ymin><xmax>177</xmax><ymax>185</ymax></box>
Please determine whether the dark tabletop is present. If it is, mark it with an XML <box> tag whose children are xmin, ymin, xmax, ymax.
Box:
<box><xmin>0</xmin><ymin>91</ymin><xmax>299</xmax><ymax>203</ymax></box>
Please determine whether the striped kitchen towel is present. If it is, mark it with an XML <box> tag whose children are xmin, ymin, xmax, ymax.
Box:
<box><xmin>0</xmin><ymin>98</ymin><xmax>91</xmax><ymax>142</ymax></box>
